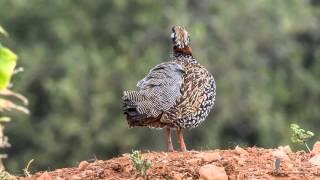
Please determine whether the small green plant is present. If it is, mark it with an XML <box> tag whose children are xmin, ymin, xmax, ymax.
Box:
<box><xmin>290</xmin><ymin>123</ymin><xmax>314</xmax><ymax>152</ymax></box>
<box><xmin>129</xmin><ymin>150</ymin><xmax>151</xmax><ymax>179</ymax></box>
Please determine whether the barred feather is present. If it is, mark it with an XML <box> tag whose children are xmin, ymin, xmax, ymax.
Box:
<box><xmin>122</xmin><ymin>62</ymin><xmax>185</xmax><ymax>127</ymax></box>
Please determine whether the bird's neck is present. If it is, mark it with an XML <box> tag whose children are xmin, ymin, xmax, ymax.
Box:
<box><xmin>173</xmin><ymin>47</ymin><xmax>197</xmax><ymax>64</ymax></box>
<box><xmin>173</xmin><ymin>46</ymin><xmax>193</xmax><ymax>57</ymax></box>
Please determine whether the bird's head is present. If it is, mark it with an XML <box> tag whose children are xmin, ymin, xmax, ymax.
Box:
<box><xmin>171</xmin><ymin>26</ymin><xmax>192</xmax><ymax>56</ymax></box>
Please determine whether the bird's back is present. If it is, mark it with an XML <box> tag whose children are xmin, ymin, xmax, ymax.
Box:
<box><xmin>122</xmin><ymin>26</ymin><xmax>216</xmax><ymax>129</ymax></box>
<box><xmin>122</xmin><ymin>61</ymin><xmax>184</xmax><ymax>128</ymax></box>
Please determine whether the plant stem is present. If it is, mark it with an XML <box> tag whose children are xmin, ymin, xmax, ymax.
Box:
<box><xmin>304</xmin><ymin>141</ymin><xmax>311</xmax><ymax>153</ymax></box>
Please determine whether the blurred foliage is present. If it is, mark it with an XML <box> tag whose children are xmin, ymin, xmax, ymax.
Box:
<box><xmin>0</xmin><ymin>25</ymin><xmax>28</xmax><ymax>172</ymax></box>
<box><xmin>0</xmin><ymin>26</ymin><xmax>9</xmax><ymax>37</ymax></box>
<box><xmin>0</xmin><ymin>0</ymin><xmax>319</xmax><ymax>173</ymax></box>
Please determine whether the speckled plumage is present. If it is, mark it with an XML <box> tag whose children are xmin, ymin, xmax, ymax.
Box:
<box><xmin>123</xmin><ymin>31</ymin><xmax>215</xmax><ymax>129</ymax></box>
<box><xmin>122</xmin><ymin>26</ymin><xmax>216</xmax><ymax>151</ymax></box>
<box><xmin>164</xmin><ymin>55</ymin><xmax>216</xmax><ymax>129</ymax></box>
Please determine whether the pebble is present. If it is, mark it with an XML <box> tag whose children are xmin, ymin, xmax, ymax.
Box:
<box><xmin>309</xmin><ymin>154</ymin><xmax>320</xmax><ymax>166</ymax></box>
<box><xmin>199</xmin><ymin>164</ymin><xmax>228</xmax><ymax>180</ymax></box>
<box><xmin>186</xmin><ymin>158</ymin><xmax>201</xmax><ymax>164</ymax></box>
<box><xmin>272</xmin><ymin>150</ymin><xmax>290</xmax><ymax>161</ymax></box>
<box><xmin>78</xmin><ymin>161</ymin><xmax>90</xmax><ymax>170</ymax></box>
<box><xmin>277</xmin><ymin>145</ymin><xmax>292</xmax><ymax>154</ymax></box>
<box><xmin>70</xmin><ymin>175</ymin><xmax>82</xmax><ymax>180</ymax></box>
<box><xmin>173</xmin><ymin>173</ymin><xmax>182</xmax><ymax>180</ymax></box>
<box><xmin>37</xmin><ymin>172</ymin><xmax>52</xmax><ymax>180</ymax></box>
<box><xmin>195</xmin><ymin>152</ymin><xmax>221</xmax><ymax>162</ymax></box>
<box><xmin>235</xmin><ymin>146</ymin><xmax>248</xmax><ymax>156</ymax></box>
<box><xmin>311</xmin><ymin>141</ymin><xmax>320</xmax><ymax>155</ymax></box>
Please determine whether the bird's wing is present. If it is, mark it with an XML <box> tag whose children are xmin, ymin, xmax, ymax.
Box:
<box><xmin>135</xmin><ymin>62</ymin><xmax>184</xmax><ymax>118</ymax></box>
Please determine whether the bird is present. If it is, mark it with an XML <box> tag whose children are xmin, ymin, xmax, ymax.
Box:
<box><xmin>122</xmin><ymin>25</ymin><xmax>216</xmax><ymax>152</ymax></box>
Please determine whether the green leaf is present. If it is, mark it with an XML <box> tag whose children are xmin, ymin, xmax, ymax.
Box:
<box><xmin>0</xmin><ymin>46</ymin><xmax>17</xmax><ymax>89</ymax></box>
<box><xmin>0</xmin><ymin>26</ymin><xmax>8</xmax><ymax>37</ymax></box>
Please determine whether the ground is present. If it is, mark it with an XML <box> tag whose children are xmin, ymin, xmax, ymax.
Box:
<box><xmin>15</xmin><ymin>147</ymin><xmax>320</xmax><ymax>180</ymax></box>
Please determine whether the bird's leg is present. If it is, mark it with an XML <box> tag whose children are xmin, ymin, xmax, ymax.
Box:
<box><xmin>177</xmin><ymin>128</ymin><xmax>187</xmax><ymax>152</ymax></box>
<box><xmin>166</xmin><ymin>128</ymin><xmax>174</xmax><ymax>152</ymax></box>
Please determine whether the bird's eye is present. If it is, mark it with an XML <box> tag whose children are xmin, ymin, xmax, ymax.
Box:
<box><xmin>171</xmin><ymin>33</ymin><xmax>175</xmax><ymax>39</ymax></box>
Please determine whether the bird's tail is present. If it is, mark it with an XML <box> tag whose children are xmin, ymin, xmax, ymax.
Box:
<box><xmin>122</xmin><ymin>91</ymin><xmax>148</xmax><ymax>126</ymax></box>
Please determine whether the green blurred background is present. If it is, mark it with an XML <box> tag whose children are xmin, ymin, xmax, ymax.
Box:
<box><xmin>0</xmin><ymin>0</ymin><xmax>319</xmax><ymax>174</ymax></box>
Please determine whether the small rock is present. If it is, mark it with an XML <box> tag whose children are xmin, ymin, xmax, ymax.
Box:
<box><xmin>78</xmin><ymin>161</ymin><xmax>89</xmax><ymax>170</ymax></box>
<box><xmin>37</xmin><ymin>172</ymin><xmax>53</xmax><ymax>180</ymax></box>
<box><xmin>55</xmin><ymin>169</ymin><xmax>63</xmax><ymax>174</ymax></box>
<box><xmin>96</xmin><ymin>160</ymin><xmax>104</xmax><ymax>164</ymax></box>
<box><xmin>195</xmin><ymin>152</ymin><xmax>221</xmax><ymax>162</ymax></box>
<box><xmin>54</xmin><ymin>177</ymin><xmax>65</xmax><ymax>180</ymax></box>
<box><xmin>186</xmin><ymin>158</ymin><xmax>201</xmax><ymax>164</ymax></box>
<box><xmin>309</xmin><ymin>154</ymin><xmax>320</xmax><ymax>166</ymax></box>
<box><xmin>311</xmin><ymin>141</ymin><xmax>320</xmax><ymax>155</ymax></box>
<box><xmin>272</xmin><ymin>150</ymin><xmax>290</xmax><ymax>161</ymax></box>
<box><xmin>234</xmin><ymin>156</ymin><xmax>246</xmax><ymax>165</ymax></box>
<box><xmin>173</xmin><ymin>173</ymin><xmax>182</xmax><ymax>180</ymax></box>
<box><xmin>84</xmin><ymin>169</ymin><xmax>95</xmax><ymax>175</ymax></box>
<box><xmin>248</xmin><ymin>167</ymin><xmax>255</xmax><ymax>172</ymax></box>
<box><xmin>287</xmin><ymin>163</ymin><xmax>294</xmax><ymax>168</ymax></box>
<box><xmin>277</xmin><ymin>145</ymin><xmax>292</xmax><ymax>154</ymax></box>
<box><xmin>235</xmin><ymin>146</ymin><xmax>248</xmax><ymax>155</ymax></box>
<box><xmin>162</xmin><ymin>159</ymin><xmax>169</xmax><ymax>164</ymax></box>
<box><xmin>111</xmin><ymin>163</ymin><xmax>122</xmax><ymax>172</ymax></box>
<box><xmin>122</xmin><ymin>153</ymin><xmax>130</xmax><ymax>158</ymax></box>
<box><xmin>199</xmin><ymin>164</ymin><xmax>228</xmax><ymax>180</ymax></box>
<box><xmin>71</xmin><ymin>175</ymin><xmax>82</xmax><ymax>180</ymax></box>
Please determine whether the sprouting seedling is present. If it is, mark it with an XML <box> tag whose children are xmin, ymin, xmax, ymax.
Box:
<box><xmin>129</xmin><ymin>150</ymin><xmax>151</xmax><ymax>179</ymax></box>
<box><xmin>290</xmin><ymin>123</ymin><xmax>314</xmax><ymax>152</ymax></box>
<box><xmin>23</xmin><ymin>159</ymin><xmax>34</xmax><ymax>177</ymax></box>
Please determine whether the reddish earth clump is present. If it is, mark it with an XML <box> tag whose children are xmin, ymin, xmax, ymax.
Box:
<box><xmin>15</xmin><ymin>146</ymin><xmax>320</xmax><ymax>180</ymax></box>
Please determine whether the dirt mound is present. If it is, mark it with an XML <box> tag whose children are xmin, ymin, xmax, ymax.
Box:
<box><xmin>15</xmin><ymin>147</ymin><xmax>320</xmax><ymax>179</ymax></box>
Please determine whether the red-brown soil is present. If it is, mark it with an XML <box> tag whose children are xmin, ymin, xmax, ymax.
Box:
<box><xmin>15</xmin><ymin>147</ymin><xmax>320</xmax><ymax>180</ymax></box>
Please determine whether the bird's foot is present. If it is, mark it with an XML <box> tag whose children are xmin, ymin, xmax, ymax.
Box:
<box><xmin>177</xmin><ymin>129</ymin><xmax>187</xmax><ymax>152</ymax></box>
<box><xmin>180</xmin><ymin>146</ymin><xmax>187</xmax><ymax>152</ymax></box>
<box><xmin>166</xmin><ymin>128</ymin><xmax>175</xmax><ymax>152</ymax></box>
<box><xmin>168</xmin><ymin>147</ymin><xmax>175</xmax><ymax>152</ymax></box>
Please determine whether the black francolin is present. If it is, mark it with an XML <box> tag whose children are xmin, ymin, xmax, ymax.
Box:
<box><xmin>122</xmin><ymin>26</ymin><xmax>216</xmax><ymax>151</ymax></box>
